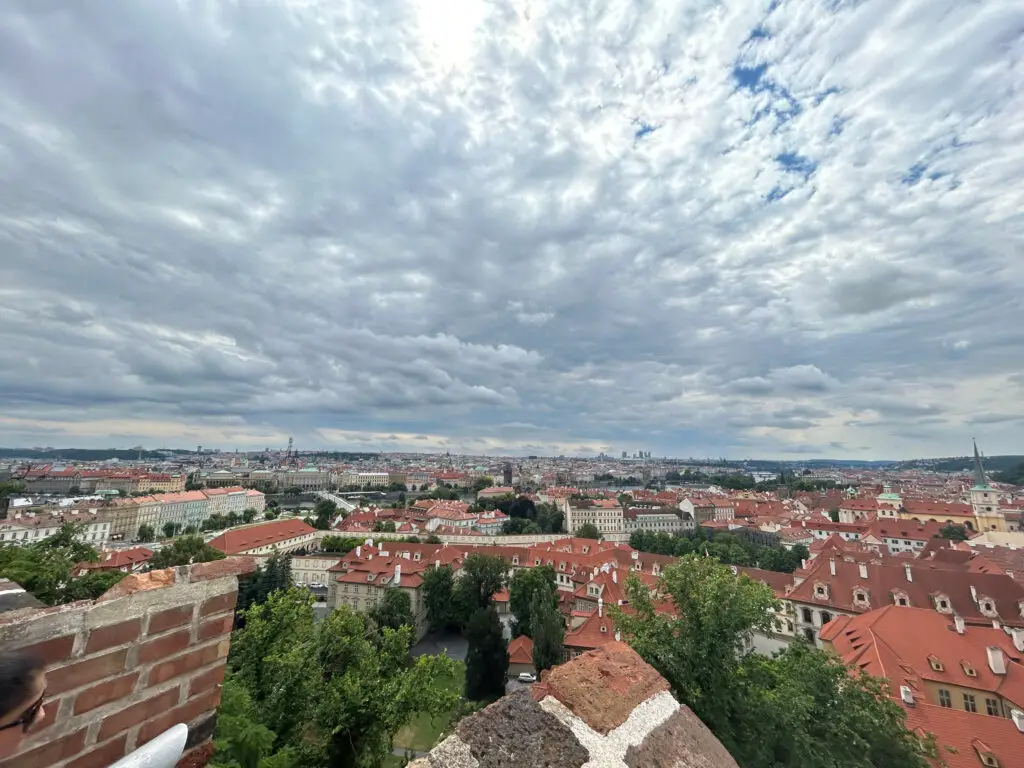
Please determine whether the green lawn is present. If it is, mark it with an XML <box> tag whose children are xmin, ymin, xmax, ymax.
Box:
<box><xmin>392</xmin><ymin>664</ymin><xmax>466</xmax><ymax>752</ymax></box>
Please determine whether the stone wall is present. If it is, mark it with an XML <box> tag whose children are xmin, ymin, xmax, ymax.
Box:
<box><xmin>409</xmin><ymin>642</ymin><xmax>738</xmax><ymax>768</ymax></box>
<box><xmin>0</xmin><ymin>558</ymin><xmax>255</xmax><ymax>768</ymax></box>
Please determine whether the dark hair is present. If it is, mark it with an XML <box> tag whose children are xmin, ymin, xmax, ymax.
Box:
<box><xmin>0</xmin><ymin>649</ymin><xmax>45</xmax><ymax>721</ymax></box>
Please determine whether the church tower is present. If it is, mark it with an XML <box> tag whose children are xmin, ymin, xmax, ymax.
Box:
<box><xmin>969</xmin><ymin>440</ymin><xmax>1007</xmax><ymax>532</ymax></box>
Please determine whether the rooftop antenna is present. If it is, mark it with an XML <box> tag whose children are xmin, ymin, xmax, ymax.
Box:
<box><xmin>287</xmin><ymin>436</ymin><xmax>294</xmax><ymax>460</ymax></box>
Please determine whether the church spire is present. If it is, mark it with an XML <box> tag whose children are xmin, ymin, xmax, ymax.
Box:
<box><xmin>972</xmin><ymin>438</ymin><xmax>990</xmax><ymax>488</ymax></box>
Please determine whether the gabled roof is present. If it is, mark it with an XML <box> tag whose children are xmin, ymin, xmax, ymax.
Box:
<box><xmin>508</xmin><ymin>635</ymin><xmax>533</xmax><ymax>665</ymax></box>
<box><xmin>207</xmin><ymin>518</ymin><xmax>316</xmax><ymax>554</ymax></box>
<box><xmin>901</xmin><ymin>701</ymin><xmax>1023</xmax><ymax>768</ymax></box>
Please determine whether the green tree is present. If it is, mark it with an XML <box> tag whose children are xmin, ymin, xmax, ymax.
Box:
<box><xmin>508</xmin><ymin>565</ymin><xmax>557</xmax><ymax>638</ymax></box>
<box><xmin>209</xmin><ymin>674</ymin><xmax>291</xmax><ymax>768</ymax></box>
<box><xmin>148</xmin><ymin>535</ymin><xmax>226</xmax><ymax>569</ymax></box>
<box><xmin>938</xmin><ymin>524</ymin><xmax>968</xmax><ymax>541</ymax></box>
<box><xmin>464</xmin><ymin>606</ymin><xmax>508</xmax><ymax>701</ymax></box>
<box><xmin>613</xmin><ymin>556</ymin><xmax>931</xmax><ymax>768</ymax></box>
<box><xmin>574</xmin><ymin>523</ymin><xmax>601</xmax><ymax>540</ymax></box>
<box><xmin>238</xmin><ymin>552</ymin><xmax>294</xmax><ymax>614</ymax></box>
<box><xmin>61</xmin><ymin>569</ymin><xmax>129</xmax><ymax>602</ymax></box>
<box><xmin>372</xmin><ymin>521</ymin><xmax>396</xmax><ymax>533</ymax></box>
<box><xmin>320</xmin><ymin>535</ymin><xmax>362</xmax><ymax>553</ymax></box>
<box><xmin>228</xmin><ymin>588</ymin><xmax>458</xmax><ymax>767</ymax></box>
<box><xmin>828</xmin><ymin>508</ymin><xmax>841</xmax><ymax>522</ymax></box>
<box><xmin>472</xmin><ymin>476</ymin><xmax>494</xmax><ymax>493</ymax></box>
<box><xmin>161</xmin><ymin>521</ymin><xmax>182</xmax><ymax>539</ymax></box>
<box><xmin>421</xmin><ymin>564</ymin><xmax>459</xmax><ymax>632</ymax></box>
<box><xmin>370</xmin><ymin>588</ymin><xmax>414</xmax><ymax>633</ymax></box>
<box><xmin>312</xmin><ymin>500</ymin><xmax>336</xmax><ymax>530</ymax></box>
<box><xmin>453</xmin><ymin>554</ymin><xmax>506</xmax><ymax>622</ymax></box>
<box><xmin>0</xmin><ymin>523</ymin><xmax>108</xmax><ymax>605</ymax></box>
<box><xmin>137</xmin><ymin>523</ymin><xmax>156</xmax><ymax>543</ymax></box>
<box><xmin>242</xmin><ymin>508</ymin><xmax>258</xmax><ymax>524</ymax></box>
<box><xmin>530</xmin><ymin>589</ymin><xmax>563</xmax><ymax>673</ymax></box>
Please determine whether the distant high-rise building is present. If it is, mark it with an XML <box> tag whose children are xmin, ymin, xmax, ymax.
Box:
<box><xmin>502</xmin><ymin>462</ymin><xmax>513</xmax><ymax>485</ymax></box>
<box><xmin>621</xmin><ymin>451</ymin><xmax>627</xmax><ymax>459</ymax></box>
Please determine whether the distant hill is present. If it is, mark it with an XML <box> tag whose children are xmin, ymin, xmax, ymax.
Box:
<box><xmin>0</xmin><ymin>448</ymin><xmax>193</xmax><ymax>461</ymax></box>
<box><xmin>891</xmin><ymin>455</ymin><xmax>1024</xmax><ymax>474</ymax></box>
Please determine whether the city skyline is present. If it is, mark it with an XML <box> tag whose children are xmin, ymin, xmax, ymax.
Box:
<box><xmin>2</xmin><ymin>1</ymin><xmax>1022</xmax><ymax>459</ymax></box>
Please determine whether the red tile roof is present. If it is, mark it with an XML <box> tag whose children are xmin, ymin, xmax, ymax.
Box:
<box><xmin>508</xmin><ymin>635</ymin><xmax>533</xmax><ymax>665</ymax></box>
<box><xmin>902</xmin><ymin>702</ymin><xmax>1024</xmax><ymax>768</ymax></box>
<box><xmin>208</xmin><ymin>518</ymin><xmax>316</xmax><ymax>555</ymax></box>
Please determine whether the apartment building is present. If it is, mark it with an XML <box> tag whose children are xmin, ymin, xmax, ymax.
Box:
<box><xmin>340</xmin><ymin>471</ymin><xmax>390</xmax><ymax>488</ymax></box>
<box><xmin>622</xmin><ymin>506</ymin><xmax>694</xmax><ymax>535</ymax></box>
<box><xmin>208</xmin><ymin>518</ymin><xmax>319</xmax><ymax>556</ymax></box>
<box><xmin>0</xmin><ymin>511</ymin><xmax>111</xmax><ymax>546</ymax></box>
<box><xmin>203</xmin><ymin>486</ymin><xmax>251</xmax><ymax>518</ymax></box>
<box><xmin>860</xmin><ymin>519</ymin><xmax>943</xmax><ymax>554</ymax></box>
<box><xmin>787</xmin><ymin>557</ymin><xmax>1024</xmax><ymax>645</ymax></box>
<box><xmin>564</xmin><ymin>499</ymin><xmax>624</xmax><ymax>536</ymax></box>
<box><xmin>822</xmin><ymin>607</ymin><xmax>1024</xmax><ymax>719</ymax></box>
<box><xmin>278</xmin><ymin>468</ymin><xmax>332</xmax><ymax>491</ymax></box>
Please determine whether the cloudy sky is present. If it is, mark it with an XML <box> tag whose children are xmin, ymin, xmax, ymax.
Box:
<box><xmin>2</xmin><ymin>0</ymin><xmax>1023</xmax><ymax>459</ymax></box>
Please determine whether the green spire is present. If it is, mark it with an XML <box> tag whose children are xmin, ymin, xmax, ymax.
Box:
<box><xmin>972</xmin><ymin>439</ymin><xmax>990</xmax><ymax>489</ymax></box>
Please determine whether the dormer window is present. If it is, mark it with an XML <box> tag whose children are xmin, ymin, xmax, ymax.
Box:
<box><xmin>600</xmin><ymin>625</ymin><xmax>607</xmax><ymax>633</ymax></box>
<box><xmin>814</xmin><ymin>582</ymin><xmax>829</xmax><ymax>599</ymax></box>
<box><xmin>512</xmin><ymin>556</ymin><xmax>519</xmax><ymax>566</ymax></box>
<box><xmin>853</xmin><ymin>590</ymin><xmax>869</xmax><ymax>606</ymax></box>
<box><xmin>980</xmin><ymin>599</ymin><xmax>996</xmax><ymax>615</ymax></box>
<box><xmin>535</xmin><ymin>558</ymin><xmax>541</xmax><ymax>566</ymax></box>
<box><xmin>583</xmin><ymin>546</ymin><xmax>590</xmax><ymax>554</ymax></box>
<box><xmin>928</xmin><ymin>655</ymin><xmax>944</xmax><ymax>672</ymax></box>
<box><xmin>935</xmin><ymin>595</ymin><xmax>950</xmax><ymax>612</ymax></box>
<box><xmin>892</xmin><ymin>590</ymin><xmax>910</xmax><ymax>607</ymax></box>
<box><xmin>559</xmin><ymin>561</ymin><xmax>566</xmax><ymax>570</ymax></box>
<box><xmin>962</xmin><ymin>661</ymin><xmax>977</xmax><ymax>677</ymax></box>
<box><xmin>977</xmin><ymin>750</ymin><xmax>999</xmax><ymax>768</ymax></box>
<box><xmin>414</xmin><ymin>553</ymin><xmax>421</xmax><ymax>561</ymax></box>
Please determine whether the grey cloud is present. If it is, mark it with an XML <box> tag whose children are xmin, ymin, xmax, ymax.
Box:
<box><xmin>0</xmin><ymin>0</ymin><xmax>1023</xmax><ymax>457</ymax></box>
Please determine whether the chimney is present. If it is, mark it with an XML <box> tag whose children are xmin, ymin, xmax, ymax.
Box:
<box><xmin>612</xmin><ymin>570</ymin><xmax>618</xmax><ymax>584</ymax></box>
<box><xmin>904</xmin><ymin>563</ymin><xmax>912</xmax><ymax>582</ymax></box>
<box><xmin>801</xmin><ymin>559</ymin><xmax>807</xmax><ymax>570</ymax></box>
<box><xmin>1012</xmin><ymin>628</ymin><xmax>1024</xmax><ymax>652</ymax></box>
<box><xmin>1011</xmin><ymin>709</ymin><xmax>1024</xmax><ymax>733</ymax></box>
<box><xmin>393</xmin><ymin>564</ymin><xmax>401</xmax><ymax>587</ymax></box>
<box><xmin>899</xmin><ymin>685</ymin><xmax>914</xmax><ymax>706</ymax></box>
<box><xmin>356</xmin><ymin>546</ymin><xmax>361</xmax><ymax>558</ymax></box>
<box><xmin>829</xmin><ymin>558</ymin><xmax>836</xmax><ymax>576</ymax></box>
<box><xmin>598</xmin><ymin>597</ymin><xmax>603</xmax><ymax>618</ymax></box>
<box><xmin>631</xmin><ymin>550</ymin><xmax>639</xmax><ymax>560</ymax></box>
<box><xmin>614</xmin><ymin>629</ymin><xmax>621</xmax><ymax>642</ymax></box>
<box><xmin>435</xmin><ymin>559</ymin><xmax>440</xmax><ymax>568</ymax></box>
<box><xmin>987</xmin><ymin>646</ymin><xmax>1007</xmax><ymax>675</ymax></box>
<box><xmin>858</xmin><ymin>563</ymin><xmax>868</xmax><ymax>579</ymax></box>
<box><xmin>970</xmin><ymin>585</ymin><xmax>978</xmax><ymax>603</ymax></box>
<box><xmin>954</xmin><ymin>615</ymin><xmax>965</xmax><ymax>634</ymax></box>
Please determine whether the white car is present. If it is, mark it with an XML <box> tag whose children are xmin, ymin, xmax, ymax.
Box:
<box><xmin>517</xmin><ymin>672</ymin><xmax>537</xmax><ymax>683</ymax></box>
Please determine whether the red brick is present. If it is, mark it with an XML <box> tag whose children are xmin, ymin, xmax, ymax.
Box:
<box><xmin>64</xmin><ymin>734</ymin><xmax>128</xmax><ymax>768</ymax></box>
<box><xmin>189</xmin><ymin>557</ymin><xmax>255</xmax><ymax>582</ymax></box>
<box><xmin>86</xmin><ymin>619</ymin><xmax>142</xmax><ymax>653</ymax></box>
<box><xmin>97</xmin><ymin>686</ymin><xmax>181</xmax><ymax>741</ymax></box>
<box><xmin>24</xmin><ymin>634</ymin><xmax>75</xmax><ymax>665</ymax></box>
<box><xmin>199</xmin><ymin>591</ymin><xmax>238</xmax><ymax>617</ymax></box>
<box><xmin>49</xmin><ymin>649</ymin><xmax>128</xmax><ymax>695</ymax></box>
<box><xmin>198</xmin><ymin>614</ymin><xmax>232</xmax><ymax>642</ymax></box>
<box><xmin>136</xmin><ymin>687</ymin><xmax>221</xmax><ymax>745</ymax></box>
<box><xmin>73</xmin><ymin>672</ymin><xmax>140</xmax><ymax>715</ymax></box>
<box><xmin>138</xmin><ymin>629</ymin><xmax>191</xmax><ymax>663</ymax></box>
<box><xmin>146</xmin><ymin>644</ymin><xmax>218</xmax><ymax>687</ymax></box>
<box><xmin>188</xmin><ymin>663</ymin><xmax>226</xmax><ymax>696</ymax></box>
<box><xmin>148</xmin><ymin>606</ymin><xmax>194</xmax><ymax>634</ymax></box>
<box><xmin>0</xmin><ymin>729</ymin><xmax>86</xmax><ymax>768</ymax></box>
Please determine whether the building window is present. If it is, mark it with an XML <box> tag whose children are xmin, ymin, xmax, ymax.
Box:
<box><xmin>963</xmin><ymin>693</ymin><xmax>977</xmax><ymax>713</ymax></box>
<box><xmin>801</xmin><ymin>607</ymin><xmax>813</xmax><ymax>623</ymax></box>
<box><xmin>938</xmin><ymin>689</ymin><xmax>951</xmax><ymax>708</ymax></box>
<box><xmin>986</xmin><ymin>698</ymin><xmax>1000</xmax><ymax>717</ymax></box>
<box><xmin>821</xmin><ymin>611</ymin><xmax>833</xmax><ymax>625</ymax></box>
<box><xmin>928</xmin><ymin>656</ymin><xmax>944</xmax><ymax>672</ymax></box>
<box><xmin>962</xmin><ymin>661</ymin><xmax>977</xmax><ymax>677</ymax></box>
<box><xmin>803</xmin><ymin>628</ymin><xmax>815</xmax><ymax>642</ymax></box>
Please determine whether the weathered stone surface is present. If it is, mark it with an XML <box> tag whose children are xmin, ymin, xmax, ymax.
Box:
<box><xmin>424</xmin><ymin>734</ymin><xmax>477</xmax><ymax>767</ymax></box>
<box><xmin>96</xmin><ymin>568</ymin><xmax>176</xmax><ymax>602</ymax></box>
<box><xmin>624</xmin><ymin>705</ymin><xmax>739</xmax><ymax>768</ymax></box>
<box><xmin>532</xmin><ymin>642</ymin><xmax>669</xmax><ymax>734</ymax></box>
<box><xmin>454</xmin><ymin>689</ymin><xmax>589</xmax><ymax>767</ymax></box>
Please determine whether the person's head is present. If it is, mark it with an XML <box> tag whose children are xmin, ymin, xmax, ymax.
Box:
<box><xmin>0</xmin><ymin>649</ymin><xmax>47</xmax><ymax>758</ymax></box>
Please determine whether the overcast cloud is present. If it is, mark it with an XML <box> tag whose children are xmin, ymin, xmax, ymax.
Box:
<box><xmin>1</xmin><ymin>0</ymin><xmax>1023</xmax><ymax>459</ymax></box>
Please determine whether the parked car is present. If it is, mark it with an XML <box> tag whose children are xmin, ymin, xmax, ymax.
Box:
<box><xmin>517</xmin><ymin>672</ymin><xmax>537</xmax><ymax>683</ymax></box>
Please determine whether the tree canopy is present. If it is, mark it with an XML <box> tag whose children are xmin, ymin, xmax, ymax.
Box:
<box><xmin>628</xmin><ymin>529</ymin><xmax>808</xmax><ymax>574</ymax></box>
<box><xmin>370</xmin><ymin>588</ymin><xmax>414</xmax><ymax>633</ymax></box>
<box><xmin>612</xmin><ymin>555</ymin><xmax>932</xmax><ymax>768</ymax></box>
<box><xmin>453</xmin><ymin>553</ymin><xmax>506</xmax><ymax>622</ymax></box>
<box><xmin>222</xmin><ymin>588</ymin><xmax>458</xmax><ymax>767</ymax></box>
<box><xmin>421</xmin><ymin>564</ymin><xmax>460</xmax><ymax>633</ymax></box>
<box><xmin>574</xmin><ymin>523</ymin><xmax>601</xmax><ymax>540</ymax></box>
<box><xmin>508</xmin><ymin>565</ymin><xmax>557</xmax><ymax>638</ymax></box>
<box><xmin>148</xmin><ymin>535</ymin><xmax>226</xmax><ymax>569</ymax></box>
<box><xmin>530</xmin><ymin>589</ymin><xmax>563</xmax><ymax>673</ymax></box>
<box><xmin>463</xmin><ymin>606</ymin><xmax>508</xmax><ymax>701</ymax></box>
<box><xmin>0</xmin><ymin>523</ymin><xmax>124</xmax><ymax>605</ymax></box>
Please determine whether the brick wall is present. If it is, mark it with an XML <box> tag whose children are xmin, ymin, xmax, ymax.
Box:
<box><xmin>0</xmin><ymin>558</ymin><xmax>255</xmax><ymax>768</ymax></box>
